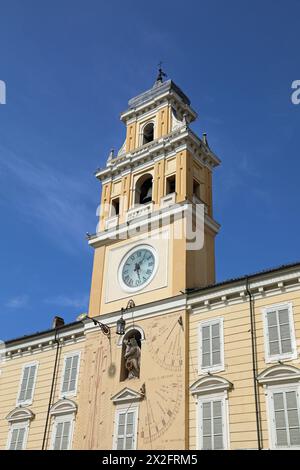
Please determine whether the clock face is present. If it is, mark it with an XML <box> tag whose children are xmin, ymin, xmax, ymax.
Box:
<box><xmin>119</xmin><ymin>245</ymin><xmax>157</xmax><ymax>292</ymax></box>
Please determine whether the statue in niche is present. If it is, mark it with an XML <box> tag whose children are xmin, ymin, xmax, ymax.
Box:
<box><xmin>124</xmin><ymin>337</ymin><xmax>141</xmax><ymax>379</ymax></box>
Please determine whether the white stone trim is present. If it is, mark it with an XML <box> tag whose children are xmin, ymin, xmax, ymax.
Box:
<box><xmin>6</xmin><ymin>407</ymin><xmax>35</xmax><ymax>423</ymax></box>
<box><xmin>4</xmin><ymin>324</ymin><xmax>85</xmax><ymax>358</ymax></box>
<box><xmin>190</xmin><ymin>375</ymin><xmax>233</xmax><ymax>396</ymax></box>
<box><xmin>117</xmin><ymin>325</ymin><xmax>146</xmax><ymax>347</ymax></box>
<box><xmin>83</xmin><ymin>295</ymin><xmax>186</xmax><ymax>333</ymax></box>
<box><xmin>111</xmin><ymin>387</ymin><xmax>144</xmax><ymax>404</ymax></box>
<box><xmin>50</xmin><ymin>398</ymin><xmax>78</xmax><ymax>417</ymax></box>
<box><xmin>257</xmin><ymin>364</ymin><xmax>300</xmax><ymax>386</ymax></box>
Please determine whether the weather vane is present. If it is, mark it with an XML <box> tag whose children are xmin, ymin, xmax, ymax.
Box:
<box><xmin>156</xmin><ymin>61</ymin><xmax>167</xmax><ymax>83</ymax></box>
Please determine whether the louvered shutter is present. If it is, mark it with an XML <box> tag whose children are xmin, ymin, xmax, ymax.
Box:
<box><xmin>9</xmin><ymin>427</ymin><xmax>26</xmax><ymax>450</ymax></box>
<box><xmin>266</xmin><ymin>307</ymin><xmax>293</xmax><ymax>359</ymax></box>
<box><xmin>200</xmin><ymin>399</ymin><xmax>224</xmax><ymax>450</ymax></box>
<box><xmin>62</xmin><ymin>354</ymin><xmax>79</xmax><ymax>394</ymax></box>
<box><xmin>18</xmin><ymin>364</ymin><xmax>37</xmax><ymax>403</ymax></box>
<box><xmin>115</xmin><ymin>409</ymin><xmax>136</xmax><ymax>450</ymax></box>
<box><xmin>201</xmin><ymin>320</ymin><xmax>222</xmax><ymax>369</ymax></box>
<box><xmin>273</xmin><ymin>390</ymin><xmax>300</xmax><ymax>447</ymax></box>
<box><xmin>53</xmin><ymin>419</ymin><xmax>72</xmax><ymax>450</ymax></box>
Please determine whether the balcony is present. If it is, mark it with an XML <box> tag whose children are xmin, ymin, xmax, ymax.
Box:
<box><xmin>105</xmin><ymin>215</ymin><xmax>119</xmax><ymax>230</ymax></box>
<box><xmin>126</xmin><ymin>202</ymin><xmax>153</xmax><ymax>222</ymax></box>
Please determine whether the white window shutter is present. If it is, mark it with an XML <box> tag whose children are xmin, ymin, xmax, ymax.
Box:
<box><xmin>18</xmin><ymin>364</ymin><xmax>37</xmax><ymax>403</ymax></box>
<box><xmin>200</xmin><ymin>320</ymin><xmax>222</xmax><ymax>370</ymax></box>
<box><xmin>62</xmin><ymin>354</ymin><xmax>79</xmax><ymax>394</ymax></box>
<box><xmin>115</xmin><ymin>409</ymin><xmax>137</xmax><ymax>450</ymax></box>
<box><xmin>266</xmin><ymin>311</ymin><xmax>280</xmax><ymax>356</ymax></box>
<box><xmin>9</xmin><ymin>427</ymin><xmax>26</xmax><ymax>450</ymax></box>
<box><xmin>200</xmin><ymin>398</ymin><xmax>224</xmax><ymax>450</ymax></box>
<box><xmin>278</xmin><ymin>308</ymin><xmax>292</xmax><ymax>354</ymax></box>
<box><xmin>272</xmin><ymin>389</ymin><xmax>300</xmax><ymax>448</ymax></box>
<box><xmin>211</xmin><ymin>323</ymin><xmax>221</xmax><ymax>366</ymax></box>
<box><xmin>53</xmin><ymin>418</ymin><xmax>72</xmax><ymax>450</ymax></box>
<box><xmin>265</xmin><ymin>305</ymin><xmax>295</xmax><ymax>360</ymax></box>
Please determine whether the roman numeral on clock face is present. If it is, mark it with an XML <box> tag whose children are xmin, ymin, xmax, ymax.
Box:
<box><xmin>121</xmin><ymin>247</ymin><xmax>156</xmax><ymax>289</ymax></box>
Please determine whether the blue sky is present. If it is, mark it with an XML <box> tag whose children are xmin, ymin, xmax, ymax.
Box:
<box><xmin>0</xmin><ymin>0</ymin><xmax>299</xmax><ymax>340</ymax></box>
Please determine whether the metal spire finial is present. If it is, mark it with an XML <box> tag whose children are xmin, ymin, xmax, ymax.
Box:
<box><xmin>155</xmin><ymin>61</ymin><xmax>167</xmax><ymax>84</ymax></box>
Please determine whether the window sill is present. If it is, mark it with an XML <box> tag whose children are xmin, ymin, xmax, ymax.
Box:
<box><xmin>265</xmin><ymin>353</ymin><xmax>297</xmax><ymax>364</ymax></box>
<box><xmin>198</xmin><ymin>365</ymin><xmax>225</xmax><ymax>375</ymax></box>
<box><xmin>60</xmin><ymin>391</ymin><xmax>77</xmax><ymax>399</ymax></box>
<box><xmin>16</xmin><ymin>399</ymin><xmax>33</xmax><ymax>407</ymax></box>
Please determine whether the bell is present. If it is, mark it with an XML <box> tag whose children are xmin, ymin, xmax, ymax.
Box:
<box><xmin>141</xmin><ymin>186</ymin><xmax>152</xmax><ymax>204</ymax></box>
<box><xmin>116</xmin><ymin>316</ymin><xmax>126</xmax><ymax>335</ymax></box>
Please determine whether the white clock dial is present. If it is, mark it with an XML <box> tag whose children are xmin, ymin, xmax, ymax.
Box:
<box><xmin>119</xmin><ymin>245</ymin><xmax>157</xmax><ymax>292</ymax></box>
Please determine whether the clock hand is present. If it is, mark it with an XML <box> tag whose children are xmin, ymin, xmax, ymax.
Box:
<box><xmin>134</xmin><ymin>263</ymin><xmax>141</xmax><ymax>279</ymax></box>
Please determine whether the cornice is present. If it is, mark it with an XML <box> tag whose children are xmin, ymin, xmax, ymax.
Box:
<box><xmin>88</xmin><ymin>202</ymin><xmax>220</xmax><ymax>248</ymax></box>
<box><xmin>83</xmin><ymin>295</ymin><xmax>187</xmax><ymax>334</ymax></box>
<box><xmin>188</xmin><ymin>268</ymin><xmax>300</xmax><ymax>313</ymax></box>
<box><xmin>95</xmin><ymin>127</ymin><xmax>220</xmax><ymax>182</ymax></box>
<box><xmin>2</xmin><ymin>324</ymin><xmax>85</xmax><ymax>360</ymax></box>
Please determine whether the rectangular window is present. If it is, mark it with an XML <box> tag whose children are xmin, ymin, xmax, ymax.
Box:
<box><xmin>8</xmin><ymin>424</ymin><xmax>28</xmax><ymax>450</ymax></box>
<box><xmin>166</xmin><ymin>175</ymin><xmax>176</xmax><ymax>195</ymax></box>
<box><xmin>263</xmin><ymin>303</ymin><xmax>296</xmax><ymax>362</ymax></box>
<box><xmin>114</xmin><ymin>407</ymin><xmax>138</xmax><ymax>450</ymax></box>
<box><xmin>199</xmin><ymin>318</ymin><xmax>224</xmax><ymax>373</ymax></box>
<box><xmin>193</xmin><ymin>179</ymin><xmax>201</xmax><ymax>199</ymax></box>
<box><xmin>52</xmin><ymin>415</ymin><xmax>73</xmax><ymax>450</ymax></box>
<box><xmin>61</xmin><ymin>352</ymin><xmax>80</xmax><ymax>396</ymax></box>
<box><xmin>111</xmin><ymin>198</ymin><xmax>120</xmax><ymax>216</ymax></box>
<box><xmin>198</xmin><ymin>396</ymin><xmax>227</xmax><ymax>450</ymax></box>
<box><xmin>270</xmin><ymin>388</ymin><xmax>300</xmax><ymax>448</ymax></box>
<box><xmin>17</xmin><ymin>363</ymin><xmax>38</xmax><ymax>405</ymax></box>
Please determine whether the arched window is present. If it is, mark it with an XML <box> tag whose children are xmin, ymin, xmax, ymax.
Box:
<box><xmin>120</xmin><ymin>328</ymin><xmax>143</xmax><ymax>381</ymax></box>
<box><xmin>142</xmin><ymin>122</ymin><xmax>154</xmax><ymax>145</ymax></box>
<box><xmin>134</xmin><ymin>173</ymin><xmax>153</xmax><ymax>205</ymax></box>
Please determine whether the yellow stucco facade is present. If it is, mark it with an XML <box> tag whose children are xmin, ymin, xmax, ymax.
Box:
<box><xmin>1</xmin><ymin>76</ymin><xmax>300</xmax><ymax>451</ymax></box>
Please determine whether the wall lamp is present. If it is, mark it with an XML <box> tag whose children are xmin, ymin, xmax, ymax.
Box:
<box><xmin>116</xmin><ymin>299</ymin><xmax>136</xmax><ymax>336</ymax></box>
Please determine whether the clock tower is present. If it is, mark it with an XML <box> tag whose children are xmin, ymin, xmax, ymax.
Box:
<box><xmin>75</xmin><ymin>71</ymin><xmax>221</xmax><ymax>450</ymax></box>
<box><xmin>87</xmin><ymin>71</ymin><xmax>220</xmax><ymax>318</ymax></box>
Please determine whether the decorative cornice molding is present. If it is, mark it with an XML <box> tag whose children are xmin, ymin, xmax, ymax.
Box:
<box><xmin>6</xmin><ymin>407</ymin><xmax>35</xmax><ymax>423</ymax></box>
<box><xmin>95</xmin><ymin>127</ymin><xmax>220</xmax><ymax>182</ymax></box>
<box><xmin>188</xmin><ymin>269</ymin><xmax>300</xmax><ymax>313</ymax></box>
<box><xmin>190</xmin><ymin>375</ymin><xmax>233</xmax><ymax>395</ymax></box>
<box><xmin>3</xmin><ymin>326</ymin><xmax>85</xmax><ymax>360</ymax></box>
<box><xmin>257</xmin><ymin>365</ymin><xmax>300</xmax><ymax>385</ymax></box>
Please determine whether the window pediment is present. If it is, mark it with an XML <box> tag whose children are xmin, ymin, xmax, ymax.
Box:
<box><xmin>257</xmin><ymin>364</ymin><xmax>300</xmax><ymax>385</ymax></box>
<box><xmin>190</xmin><ymin>375</ymin><xmax>233</xmax><ymax>395</ymax></box>
<box><xmin>50</xmin><ymin>398</ymin><xmax>77</xmax><ymax>416</ymax></box>
<box><xmin>111</xmin><ymin>387</ymin><xmax>144</xmax><ymax>404</ymax></box>
<box><xmin>6</xmin><ymin>407</ymin><xmax>35</xmax><ymax>423</ymax></box>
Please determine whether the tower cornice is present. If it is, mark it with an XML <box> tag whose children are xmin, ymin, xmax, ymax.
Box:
<box><xmin>95</xmin><ymin>126</ymin><xmax>220</xmax><ymax>182</ymax></box>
